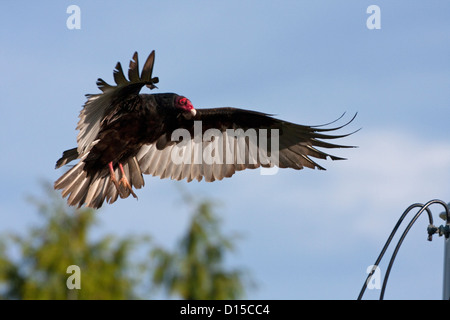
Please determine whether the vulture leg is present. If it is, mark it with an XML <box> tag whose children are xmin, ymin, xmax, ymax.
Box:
<box><xmin>108</xmin><ymin>162</ymin><xmax>121</xmax><ymax>191</ymax></box>
<box><xmin>118</xmin><ymin>163</ymin><xmax>138</xmax><ymax>199</ymax></box>
<box><xmin>108</xmin><ymin>162</ymin><xmax>138</xmax><ymax>199</ymax></box>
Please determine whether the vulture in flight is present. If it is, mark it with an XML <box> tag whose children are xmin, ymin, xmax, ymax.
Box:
<box><xmin>55</xmin><ymin>51</ymin><xmax>356</xmax><ymax>209</ymax></box>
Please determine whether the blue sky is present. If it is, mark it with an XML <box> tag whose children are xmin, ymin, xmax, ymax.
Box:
<box><xmin>1</xmin><ymin>1</ymin><xmax>450</xmax><ymax>299</ymax></box>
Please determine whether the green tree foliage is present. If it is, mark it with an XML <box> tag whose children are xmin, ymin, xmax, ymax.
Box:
<box><xmin>0</xmin><ymin>188</ymin><xmax>147</xmax><ymax>299</ymax></box>
<box><xmin>151</xmin><ymin>200</ymin><xmax>248</xmax><ymax>299</ymax></box>
<box><xmin>0</xmin><ymin>186</ymin><xmax>250</xmax><ymax>300</ymax></box>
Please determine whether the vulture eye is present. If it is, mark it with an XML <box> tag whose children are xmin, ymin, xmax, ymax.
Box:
<box><xmin>178</xmin><ymin>97</ymin><xmax>187</xmax><ymax>105</ymax></box>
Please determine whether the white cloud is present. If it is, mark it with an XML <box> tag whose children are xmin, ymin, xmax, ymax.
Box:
<box><xmin>328</xmin><ymin>129</ymin><xmax>450</xmax><ymax>241</ymax></box>
<box><xmin>213</xmin><ymin>127</ymin><xmax>450</xmax><ymax>247</ymax></box>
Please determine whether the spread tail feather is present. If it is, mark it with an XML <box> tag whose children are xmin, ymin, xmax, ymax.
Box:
<box><xmin>55</xmin><ymin>148</ymin><xmax>78</xmax><ymax>169</ymax></box>
<box><xmin>54</xmin><ymin>151</ymin><xmax>144</xmax><ymax>209</ymax></box>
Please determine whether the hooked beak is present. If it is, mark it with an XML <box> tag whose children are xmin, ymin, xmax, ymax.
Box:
<box><xmin>182</xmin><ymin>107</ymin><xmax>197</xmax><ymax>120</ymax></box>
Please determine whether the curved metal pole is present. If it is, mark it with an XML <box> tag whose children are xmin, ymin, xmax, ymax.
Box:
<box><xmin>379</xmin><ymin>199</ymin><xmax>448</xmax><ymax>300</ymax></box>
<box><xmin>357</xmin><ymin>203</ymin><xmax>432</xmax><ymax>300</ymax></box>
<box><xmin>358</xmin><ymin>199</ymin><xmax>449</xmax><ymax>300</ymax></box>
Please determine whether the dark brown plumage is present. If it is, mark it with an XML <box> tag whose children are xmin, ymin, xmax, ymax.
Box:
<box><xmin>54</xmin><ymin>51</ymin><xmax>357</xmax><ymax>209</ymax></box>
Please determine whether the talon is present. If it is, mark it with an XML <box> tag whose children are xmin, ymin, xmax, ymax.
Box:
<box><xmin>119</xmin><ymin>176</ymin><xmax>138</xmax><ymax>199</ymax></box>
<box><xmin>118</xmin><ymin>163</ymin><xmax>137</xmax><ymax>199</ymax></box>
<box><xmin>108</xmin><ymin>162</ymin><xmax>138</xmax><ymax>199</ymax></box>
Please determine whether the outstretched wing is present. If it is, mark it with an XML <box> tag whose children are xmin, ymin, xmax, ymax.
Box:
<box><xmin>136</xmin><ymin>108</ymin><xmax>357</xmax><ymax>183</ymax></box>
<box><xmin>76</xmin><ymin>51</ymin><xmax>159</xmax><ymax>155</ymax></box>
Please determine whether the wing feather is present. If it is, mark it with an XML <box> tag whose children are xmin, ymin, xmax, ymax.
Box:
<box><xmin>134</xmin><ymin>111</ymin><xmax>356</xmax><ymax>183</ymax></box>
<box><xmin>76</xmin><ymin>51</ymin><xmax>159</xmax><ymax>155</ymax></box>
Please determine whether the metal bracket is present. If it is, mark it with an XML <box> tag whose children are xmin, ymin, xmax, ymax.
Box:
<box><xmin>428</xmin><ymin>224</ymin><xmax>450</xmax><ymax>240</ymax></box>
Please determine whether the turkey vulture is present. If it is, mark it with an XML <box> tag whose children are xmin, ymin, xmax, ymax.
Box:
<box><xmin>55</xmin><ymin>51</ymin><xmax>357</xmax><ymax>209</ymax></box>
